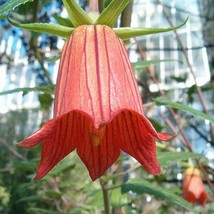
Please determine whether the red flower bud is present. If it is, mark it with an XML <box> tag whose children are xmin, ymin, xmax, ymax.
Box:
<box><xmin>182</xmin><ymin>168</ymin><xmax>210</xmax><ymax>207</ymax></box>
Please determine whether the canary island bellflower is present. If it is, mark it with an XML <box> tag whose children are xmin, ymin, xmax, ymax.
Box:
<box><xmin>19</xmin><ymin>25</ymin><xmax>174</xmax><ymax>180</ymax></box>
<box><xmin>15</xmin><ymin>0</ymin><xmax>183</xmax><ymax>181</ymax></box>
<box><xmin>182</xmin><ymin>168</ymin><xmax>210</xmax><ymax>207</ymax></box>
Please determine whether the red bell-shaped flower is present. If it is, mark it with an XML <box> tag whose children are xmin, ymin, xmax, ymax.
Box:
<box><xmin>19</xmin><ymin>25</ymin><xmax>174</xmax><ymax>181</ymax></box>
<box><xmin>182</xmin><ymin>168</ymin><xmax>210</xmax><ymax>207</ymax></box>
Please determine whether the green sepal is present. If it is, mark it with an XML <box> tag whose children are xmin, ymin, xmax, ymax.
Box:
<box><xmin>95</xmin><ymin>0</ymin><xmax>131</xmax><ymax>27</ymax></box>
<box><xmin>52</xmin><ymin>14</ymin><xmax>73</xmax><ymax>27</ymax></box>
<box><xmin>114</xmin><ymin>17</ymin><xmax>188</xmax><ymax>40</ymax></box>
<box><xmin>62</xmin><ymin>0</ymin><xmax>93</xmax><ymax>27</ymax></box>
<box><xmin>8</xmin><ymin>16</ymin><xmax>74</xmax><ymax>38</ymax></box>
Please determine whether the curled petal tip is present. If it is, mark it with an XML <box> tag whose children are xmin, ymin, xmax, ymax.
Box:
<box><xmin>16</xmin><ymin>138</ymin><xmax>39</xmax><ymax>149</ymax></box>
<box><xmin>157</xmin><ymin>132</ymin><xmax>176</xmax><ymax>141</ymax></box>
<box><xmin>17</xmin><ymin>140</ymin><xmax>35</xmax><ymax>149</ymax></box>
<box><xmin>17</xmin><ymin>119</ymin><xmax>58</xmax><ymax>148</ymax></box>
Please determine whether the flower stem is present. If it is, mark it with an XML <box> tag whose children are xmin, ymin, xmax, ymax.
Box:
<box><xmin>100</xmin><ymin>177</ymin><xmax>111</xmax><ymax>214</ymax></box>
<box><xmin>120</xmin><ymin>0</ymin><xmax>133</xmax><ymax>27</ymax></box>
<box><xmin>98</xmin><ymin>0</ymin><xmax>104</xmax><ymax>13</ymax></box>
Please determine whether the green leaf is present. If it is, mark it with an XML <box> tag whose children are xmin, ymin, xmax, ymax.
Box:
<box><xmin>62</xmin><ymin>0</ymin><xmax>93</xmax><ymax>27</ymax></box>
<box><xmin>86</xmin><ymin>189</ymin><xmax>103</xmax><ymax>209</ymax></box>
<box><xmin>52</xmin><ymin>14</ymin><xmax>73</xmax><ymax>27</ymax></box>
<box><xmin>0</xmin><ymin>0</ymin><xmax>33</xmax><ymax>19</ymax></box>
<box><xmin>114</xmin><ymin>17</ymin><xmax>188</xmax><ymax>40</ymax></box>
<box><xmin>0</xmin><ymin>86</ymin><xmax>55</xmax><ymax>96</ymax></box>
<box><xmin>122</xmin><ymin>179</ymin><xmax>198</xmax><ymax>213</ymax></box>
<box><xmin>47</xmin><ymin>163</ymin><xmax>76</xmax><ymax>178</ymax></box>
<box><xmin>111</xmin><ymin>188</ymin><xmax>128</xmax><ymax>207</ymax></box>
<box><xmin>40</xmin><ymin>0</ymin><xmax>52</xmax><ymax>10</ymax></box>
<box><xmin>38</xmin><ymin>93</ymin><xmax>53</xmax><ymax>110</ymax></box>
<box><xmin>148</xmin><ymin>118</ymin><xmax>164</xmax><ymax>132</ymax></box>
<box><xmin>132</xmin><ymin>59</ymin><xmax>181</xmax><ymax>71</ymax></box>
<box><xmin>154</xmin><ymin>97</ymin><xmax>214</xmax><ymax>124</ymax></box>
<box><xmin>28</xmin><ymin>208</ymin><xmax>65</xmax><ymax>214</ymax></box>
<box><xmin>157</xmin><ymin>152</ymin><xmax>203</xmax><ymax>168</ymax></box>
<box><xmin>95</xmin><ymin>0</ymin><xmax>131</xmax><ymax>27</ymax></box>
<box><xmin>105</xmin><ymin>0</ymin><xmax>113</xmax><ymax>7</ymax></box>
<box><xmin>69</xmin><ymin>208</ymin><xmax>88</xmax><ymax>214</ymax></box>
<box><xmin>16</xmin><ymin>195</ymin><xmax>42</xmax><ymax>203</ymax></box>
<box><xmin>187</xmin><ymin>85</ymin><xmax>196</xmax><ymax>103</ymax></box>
<box><xmin>8</xmin><ymin>16</ymin><xmax>74</xmax><ymax>38</ymax></box>
<box><xmin>45</xmin><ymin>190</ymin><xmax>63</xmax><ymax>198</ymax></box>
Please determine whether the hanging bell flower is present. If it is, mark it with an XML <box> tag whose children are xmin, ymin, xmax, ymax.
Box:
<box><xmin>182</xmin><ymin>168</ymin><xmax>210</xmax><ymax>207</ymax></box>
<box><xmin>14</xmin><ymin>0</ymin><xmax>187</xmax><ymax>180</ymax></box>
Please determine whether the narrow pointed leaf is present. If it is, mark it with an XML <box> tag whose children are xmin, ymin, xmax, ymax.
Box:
<box><xmin>0</xmin><ymin>0</ymin><xmax>33</xmax><ymax>19</ymax></box>
<box><xmin>122</xmin><ymin>179</ymin><xmax>198</xmax><ymax>213</ymax></box>
<box><xmin>132</xmin><ymin>59</ymin><xmax>182</xmax><ymax>71</ymax></box>
<box><xmin>8</xmin><ymin>16</ymin><xmax>74</xmax><ymax>38</ymax></box>
<box><xmin>154</xmin><ymin>97</ymin><xmax>214</xmax><ymax>123</ymax></box>
<box><xmin>157</xmin><ymin>152</ymin><xmax>203</xmax><ymax>168</ymax></box>
<box><xmin>0</xmin><ymin>86</ymin><xmax>55</xmax><ymax>96</ymax></box>
<box><xmin>95</xmin><ymin>0</ymin><xmax>131</xmax><ymax>27</ymax></box>
<box><xmin>62</xmin><ymin>0</ymin><xmax>93</xmax><ymax>27</ymax></box>
<box><xmin>114</xmin><ymin>17</ymin><xmax>188</xmax><ymax>40</ymax></box>
<box><xmin>52</xmin><ymin>14</ymin><xmax>73</xmax><ymax>27</ymax></box>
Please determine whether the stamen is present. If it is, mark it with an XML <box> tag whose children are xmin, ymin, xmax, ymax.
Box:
<box><xmin>89</xmin><ymin>123</ymin><xmax>106</xmax><ymax>147</ymax></box>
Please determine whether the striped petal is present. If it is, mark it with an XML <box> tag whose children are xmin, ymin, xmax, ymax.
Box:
<box><xmin>18</xmin><ymin>25</ymin><xmax>174</xmax><ymax>180</ymax></box>
<box><xmin>20</xmin><ymin>111</ymin><xmax>93</xmax><ymax>180</ymax></box>
<box><xmin>54</xmin><ymin>25</ymin><xmax>144</xmax><ymax>128</ymax></box>
<box><xmin>111</xmin><ymin>110</ymin><xmax>172</xmax><ymax>175</ymax></box>
<box><xmin>77</xmin><ymin>120</ymin><xmax>121</xmax><ymax>180</ymax></box>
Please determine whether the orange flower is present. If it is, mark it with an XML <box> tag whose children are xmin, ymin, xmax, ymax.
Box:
<box><xmin>18</xmin><ymin>25</ymin><xmax>174</xmax><ymax>181</ymax></box>
<box><xmin>182</xmin><ymin>168</ymin><xmax>210</xmax><ymax>207</ymax></box>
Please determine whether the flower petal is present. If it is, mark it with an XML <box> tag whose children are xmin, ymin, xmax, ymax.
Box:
<box><xmin>114</xmin><ymin>110</ymin><xmax>162</xmax><ymax>175</ymax></box>
<box><xmin>198</xmin><ymin>192</ymin><xmax>209</xmax><ymax>207</ymax></box>
<box><xmin>77</xmin><ymin>121</ymin><xmax>120</xmax><ymax>180</ymax></box>
<box><xmin>33</xmin><ymin>111</ymin><xmax>90</xmax><ymax>180</ymax></box>
<box><xmin>182</xmin><ymin>191</ymin><xmax>196</xmax><ymax>204</ymax></box>
<box><xmin>53</xmin><ymin>25</ymin><xmax>144</xmax><ymax>128</ymax></box>
<box><xmin>17</xmin><ymin>119</ymin><xmax>58</xmax><ymax>148</ymax></box>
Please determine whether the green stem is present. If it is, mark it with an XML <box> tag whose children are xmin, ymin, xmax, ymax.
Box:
<box><xmin>100</xmin><ymin>178</ymin><xmax>111</xmax><ymax>214</ymax></box>
<box><xmin>32</xmin><ymin>0</ymin><xmax>39</xmax><ymax>21</ymax></box>
<box><xmin>98</xmin><ymin>0</ymin><xmax>105</xmax><ymax>13</ymax></box>
<box><xmin>120</xmin><ymin>0</ymin><xmax>133</xmax><ymax>27</ymax></box>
